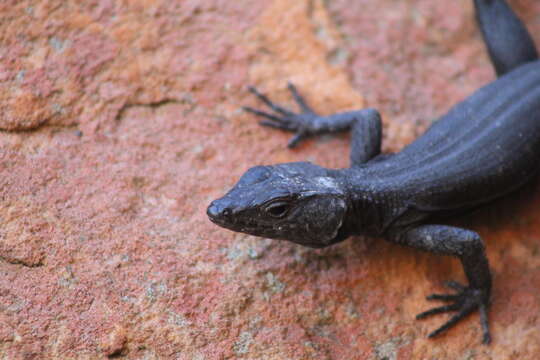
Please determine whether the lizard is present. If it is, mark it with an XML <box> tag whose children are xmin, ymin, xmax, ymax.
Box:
<box><xmin>207</xmin><ymin>0</ymin><xmax>540</xmax><ymax>344</ymax></box>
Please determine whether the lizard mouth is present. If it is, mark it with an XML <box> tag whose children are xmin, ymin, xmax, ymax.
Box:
<box><xmin>207</xmin><ymin>210</ymin><xmax>277</xmax><ymax>237</ymax></box>
<box><xmin>207</xmin><ymin>204</ymin><xmax>257</xmax><ymax>232</ymax></box>
<box><xmin>208</xmin><ymin>211</ymin><xmax>329</xmax><ymax>247</ymax></box>
<box><xmin>207</xmin><ymin>211</ymin><xmax>234</xmax><ymax>229</ymax></box>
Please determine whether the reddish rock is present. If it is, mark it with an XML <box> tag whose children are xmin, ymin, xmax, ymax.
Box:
<box><xmin>0</xmin><ymin>0</ymin><xmax>539</xmax><ymax>358</ymax></box>
<box><xmin>101</xmin><ymin>325</ymin><xmax>128</xmax><ymax>357</ymax></box>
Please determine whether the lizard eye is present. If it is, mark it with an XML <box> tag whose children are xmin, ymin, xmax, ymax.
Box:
<box><xmin>265</xmin><ymin>201</ymin><xmax>290</xmax><ymax>218</ymax></box>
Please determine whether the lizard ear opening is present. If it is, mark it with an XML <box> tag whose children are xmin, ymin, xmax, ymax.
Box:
<box><xmin>294</xmin><ymin>196</ymin><xmax>346</xmax><ymax>246</ymax></box>
<box><xmin>318</xmin><ymin>197</ymin><xmax>347</xmax><ymax>244</ymax></box>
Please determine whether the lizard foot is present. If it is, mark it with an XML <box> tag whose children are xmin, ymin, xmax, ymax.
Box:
<box><xmin>243</xmin><ymin>82</ymin><xmax>319</xmax><ymax>148</ymax></box>
<box><xmin>416</xmin><ymin>281</ymin><xmax>491</xmax><ymax>344</ymax></box>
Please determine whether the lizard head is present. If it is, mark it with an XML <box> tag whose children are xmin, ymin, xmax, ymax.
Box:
<box><xmin>207</xmin><ymin>162</ymin><xmax>348</xmax><ymax>248</ymax></box>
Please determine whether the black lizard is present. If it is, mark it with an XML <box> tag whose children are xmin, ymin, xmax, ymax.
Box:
<box><xmin>207</xmin><ymin>0</ymin><xmax>540</xmax><ymax>344</ymax></box>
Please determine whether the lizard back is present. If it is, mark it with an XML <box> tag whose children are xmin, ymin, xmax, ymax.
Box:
<box><xmin>365</xmin><ymin>60</ymin><xmax>540</xmax><ymax>212</ymax></box>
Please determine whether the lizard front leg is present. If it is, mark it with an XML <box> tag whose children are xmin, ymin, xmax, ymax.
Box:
<box><xmin>388</xmin><ymin>225</ymin><xmax>492</xmax><ymax>344</ymax></box>
<box><xmin>243</xmin><ymin>83</ymin><xmax>383</xmax><ymax>166</ymax></box>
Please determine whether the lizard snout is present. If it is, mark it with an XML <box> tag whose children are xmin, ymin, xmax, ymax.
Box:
<box><xmin>207</xmin><ymin>200</ymin><xmax>232</xmax><ymax>222</ymax></box>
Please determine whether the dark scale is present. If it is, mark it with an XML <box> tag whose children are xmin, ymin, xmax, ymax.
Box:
<box><xmin>207</xmin><ymin>0</ymin><xmax>540</xmax><ymax>344</ymax></box>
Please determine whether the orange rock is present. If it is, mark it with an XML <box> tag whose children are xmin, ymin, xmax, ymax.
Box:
<box><xmin>0</xmin><ymin>0</ymin><xmax>539</xmax><ymax>358</ymax></box>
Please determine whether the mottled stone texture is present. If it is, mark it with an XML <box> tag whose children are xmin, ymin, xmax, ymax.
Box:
<box><xmin>0</xmin><ymin>0</ymin><xmax>539</xmax><ymax>358</ymax></box>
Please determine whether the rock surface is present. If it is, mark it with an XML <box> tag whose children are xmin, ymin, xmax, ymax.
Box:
<box><xmin>1</xmin><ymin>0</ymin><xmax>539</xmax><ymax>358</ymax></box>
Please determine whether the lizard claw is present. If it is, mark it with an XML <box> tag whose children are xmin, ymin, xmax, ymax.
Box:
<box><xmin>416</xmin><ymin>281</ymin><xmax>491</xmax><ymax>344</ymax></box>
<box><xmin>243</xmin><ymin>83</ymin><xmax>320</xmax><ymax>148</ymax></box>
<box><xmin>287</xmin><ymin>132</ymin><xmax>307</xmax><ymax>148</ymax></box>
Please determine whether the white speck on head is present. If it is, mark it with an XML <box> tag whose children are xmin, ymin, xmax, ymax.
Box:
<box><xmin>315</xmin><ymin>176</ymin><xmax>338</xmax><ymax>189</ymax></box>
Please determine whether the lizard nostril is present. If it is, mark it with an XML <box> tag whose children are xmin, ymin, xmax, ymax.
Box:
<box><xmin>222</xmin><ymin>208</ymin><xmax>232</xmax><ymax>217</ymax></box>
<box><xmin>207</xmin><ymin>201</ymin><xmax>233</xmax><ymax>220</ymax></box>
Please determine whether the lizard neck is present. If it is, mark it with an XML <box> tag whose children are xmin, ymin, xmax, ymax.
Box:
<box><xmin>330</xmin><ymin>167</ymin><xmax>390</xmax><ymax>239</ymax></box>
